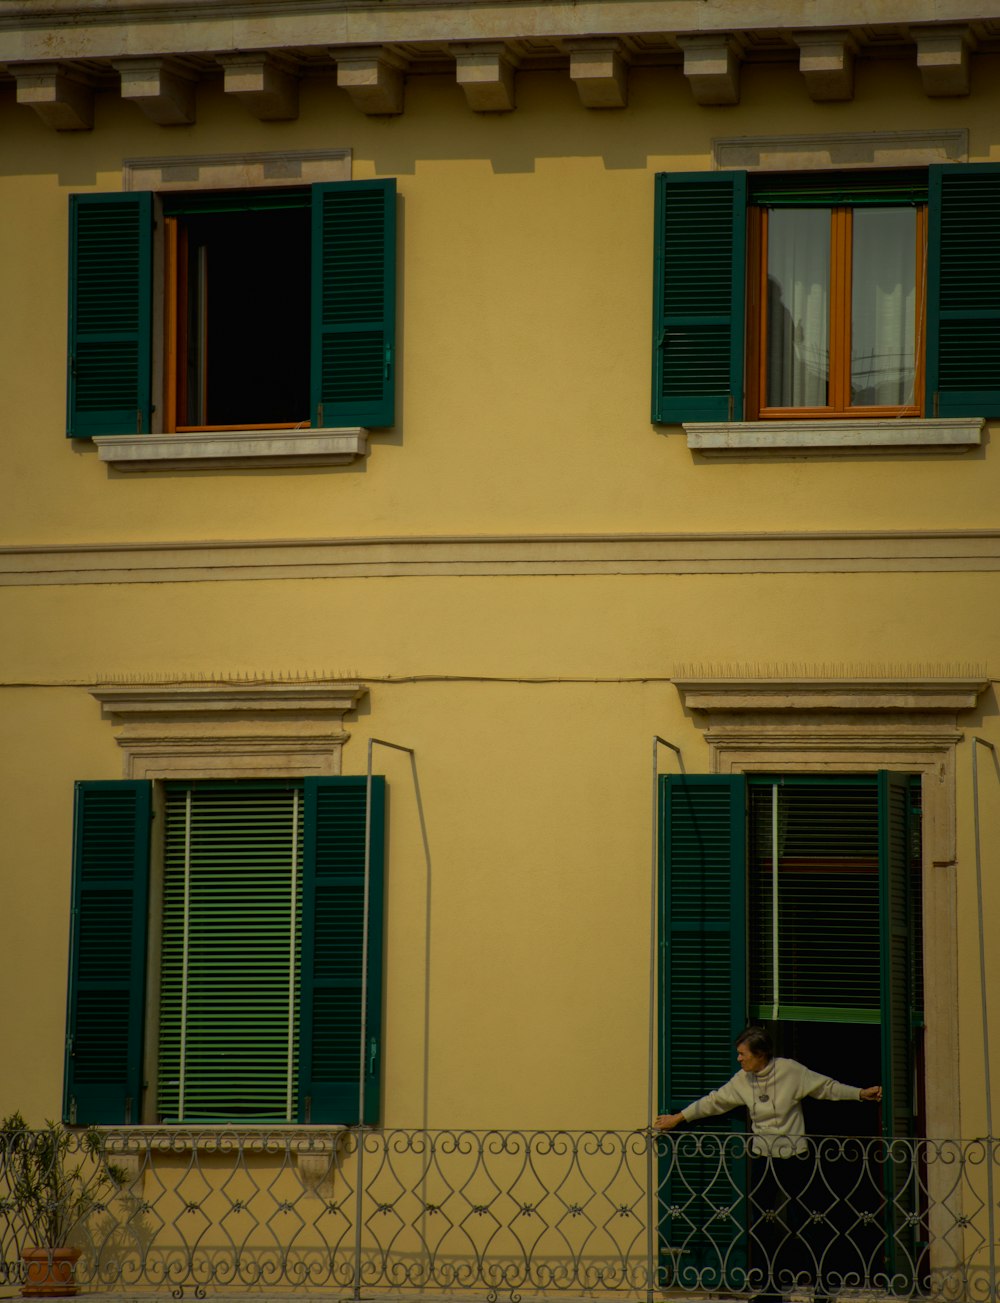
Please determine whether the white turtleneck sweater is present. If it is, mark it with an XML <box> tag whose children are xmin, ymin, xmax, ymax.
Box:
<box><xmin>680</xmin><ymin>1057</ymin><xmax>864</xmax><ymax>1156</ymax></box>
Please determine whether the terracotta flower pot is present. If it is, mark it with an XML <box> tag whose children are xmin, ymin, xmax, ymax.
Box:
<box><xmin>21</xmin><ymin>1247</ymin><xmax>81</xmax><ymax>1297</ymax></box>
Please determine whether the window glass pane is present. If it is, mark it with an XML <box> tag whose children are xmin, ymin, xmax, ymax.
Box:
<box><xmin>851</xmin><ymin>207</ymin><xmax>916</xmax><ymax>407</ymax></box>
<box><xmin>766</xmin><ymin>208</ymin><xmax>830</xmax><ymax>408</ymax></box>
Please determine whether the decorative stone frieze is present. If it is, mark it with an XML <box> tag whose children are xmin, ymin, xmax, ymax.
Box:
<box><xmin>218</xmin><ymin>51</ymin><xmax>300</xmax><ymax>121</ymax></box>
<box><xmin>913</xmin><ymin>24</ymin><xmax>974</xmax><ymax>96</ymax></box>
<box><xmin>451</xmin><ymin>41</ymin><xmax>518</xmax><ymax>112</ymax></box>
<box><xmin>677</xmin><ymin>35</ymin><xmax>742</xmax><ymax>106</ymax></box>
<box><xmin>334</xmin><ymin>46</ymin><xmax>406</xmax><ymax>115</ymax></box>
<box><xmin>13</xmin><ymin>62</ymin><xmax>95</xmax><ymax>130</ymax></box>
<box><xmin>794</xmin><ymin>30</ymin><xmax>857</xmax><ymax>101</ymax></box>
<box><xmin>114</xmin><ymin>57</ymin><xmax>197</xmax><ymax>125</ymax></box>
<box><xmin>566</xmin><ymin>38</ymin><xmax>629</xmax><ymax>108</ymax></box>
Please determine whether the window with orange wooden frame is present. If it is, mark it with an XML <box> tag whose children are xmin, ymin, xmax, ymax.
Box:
<box><xmin>747</xmin><ymin>203</ymin><xmax>927</xmax><ymax>419</ymax></box>
<box><xmin>162</xmin><ymin>197</ymin><xmax>311</xmax><ymax>433</ymax></box>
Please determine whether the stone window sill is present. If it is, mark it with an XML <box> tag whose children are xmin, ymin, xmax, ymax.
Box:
<box><xmin>92</xmin><ymin>427</ymin><xmax>368</xmax><ymax>471</ymax></box>
<box><xmin>683</xmin><ymin>418</ymin><xmax>984</xmax><ymax>456</ymax></box>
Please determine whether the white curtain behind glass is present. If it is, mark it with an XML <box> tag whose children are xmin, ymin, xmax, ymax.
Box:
<box><xmin>766</xmin><ymin>208</ymin><xmax>830</xmax><ymax>408</ymax></box>
<box><xmin>851</xmin><ymin>207</ymin><xmax>916</xmax><ymax>407</ymax></box>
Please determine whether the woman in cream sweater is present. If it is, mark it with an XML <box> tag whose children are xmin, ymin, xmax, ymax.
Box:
<box><xmin>654</xmin><ymin>1026</ymin><xmax>882</xmax><ymax>1303</ymax></box>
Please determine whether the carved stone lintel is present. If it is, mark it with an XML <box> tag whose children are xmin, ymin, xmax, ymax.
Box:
<box><xmin>451</xmin><ymin>41</ymin><xmax>518</xmax><ymax>112</ymax></box>
<box><xmin>13</xmin><ymin>62</ymin><xmax>95</xmax><ymax>130</ymax></box>
<box><xmin>334</xmin><ymin>46</ymin><xmax>405</xmax><ymax>115</ymax></box>
<box><xmin>566</xmin><ymin>38</ymin><xmax>628</xmax><ymax>109</ymax></box>
<box><xmin>913</xmin><ymin>24</ymin><xmax>973</xmax><ymax>98</ymax></box>
<box><xmin>677</xmin><ymin>35</ymin><xmax>741</xmax><ymax>106</ymax></box>
<box><xmin>794</xmin><ymin>30</ymin><xmax>857</xmax><ymax>102</ymax></box>
<box><xmin>219</xmin><ymin>51</ymin><xmax>299</xmax><ymax>121</ymax></box>
<box><xmin>114</xmin><ymin>57</ymin><xmax>197</xmax><ymax>125</ymax></box>
<box><xmin>90</xmin><ymin>680</ymin><xmax>368</xmax><ymax>779</ymax></box>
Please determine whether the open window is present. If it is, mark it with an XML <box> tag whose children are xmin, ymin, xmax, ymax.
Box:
<box><xmin>66</xmin><ymin>180</ymin><xmax>396</xmax><ymax>439</ymax></box>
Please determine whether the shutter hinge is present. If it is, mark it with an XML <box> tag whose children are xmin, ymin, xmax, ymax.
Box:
<box><xmin>304</xmin><ymin>1095</ymin><xmax>313</xmax><ymax>1123</ymax></box>
<box><xmin>933</xmin><ymin>391</ymin><xmax>940</xmax><ymax>418</ymax></box>
<box><xmin>124</xmin><ymin>1096</ymin><xmax>133</xmax><ymax>1125</ymax></box>
<box><xmin>316</xmin><ymin>403</ymin><xmax>324</xmax><ymax>428</ymax></box>
<box><xmin>368</xmin><ymin>1036</ymin><xmax>377</xmax><ymax>1075</ymax></box>
<box><xmin>728</xmin><ymin>392</ymin><xmax>734</xmax><ymax>421</ymax></box>
<box><xmin>69</xmin><ymin>1096</ymin><xmax>78</xmax><ymax>1125</ymax></box>
<box><xmin>384</xmin><ymin>346</ymin><xmax>392</xmax><ymax>380</ymax></box>
<box><xmin>66</xmin><ymin>1034</ymin><xmax>74</xmax><ymax>1055</ymax></box>
<box><xmin>136</xmin><ymin>409</ymin><xmax>143</xmax><ymax>434</ymax></box>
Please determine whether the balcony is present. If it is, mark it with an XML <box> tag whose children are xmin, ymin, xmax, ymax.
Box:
<box><xmin>1</xmin><ymin>1126</ymin><xmax>995</xmax><ymax>1299</ymax></box>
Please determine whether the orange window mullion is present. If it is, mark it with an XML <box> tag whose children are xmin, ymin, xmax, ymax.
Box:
<box><xmin>829</xmin><ymin>207</ymin><xmax>851</xmax><ymax>412</ymax></box>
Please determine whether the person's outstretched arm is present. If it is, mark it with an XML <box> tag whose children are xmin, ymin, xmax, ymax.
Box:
<box><xmin>799</xmin><ymin>1063</ymin><xmax>882</xmax><ymax>1103</ymax></box>
<box><xmin>654</xmin><ymin>1073</ymin><xmax>744</xmax><ymax>1130</ymax></box>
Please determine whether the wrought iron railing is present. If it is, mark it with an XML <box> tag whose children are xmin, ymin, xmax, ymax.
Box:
<box><xmin>1</xmin><ymin>1127</ymin><xmax>997</xmax><ymax>1298</ymax></box>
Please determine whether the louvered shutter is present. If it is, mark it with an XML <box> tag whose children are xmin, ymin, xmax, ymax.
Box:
<box><xmin>659</xmin><ymin>774</ymin><xmax>747</xmax><ymax>1291</ymax></box>
<box><xmin>310</xmin><ymin>180</ymin><xmax>396</xmax><ymax>429</ymax></box>
<box><xmin>64</xmin><ymin>781</ymin><xmax>151</xmax><ymax>1125</ymax></box>
<box><xmin>67</xmin><ymin>193</ymin><xmax>153</xmax><ymax>438</ymax></box>
<box><xmin>926</xmin><ymin>164</ymin><xmax>1000</xmax><ymax>418</ymax></box>
<box><xmin>158</xmin><ymin>782</ymin><xmax>304</xmax><ymax>1124</ymax></box>
<box><xmin>878</xmin><ymin>771</ymin><xmax>917</xmax><ymax>1288</ymax></box>
<box><xmin>652</xmin><ymin>172</ymin><xmax>747</xmax><ymax>423</ymax></box>
<box><xmin>300</xmin><ymin>776</ymin><xmax>386</xmax><ymax>1125</ymax></box>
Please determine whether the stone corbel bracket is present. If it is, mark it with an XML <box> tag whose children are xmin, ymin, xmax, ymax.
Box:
<box><xmin>451</xmin><ymin>41</ymin><xmax>520</xmax><ymax>112</ymax></box>
<box><xmin>794</xmin><ymin>30</ymin><xmax>858</xmax><ymax>102</ymax></box>
<box><xmin>218</xmin><ymin>50</ymin><xmax>300</xmax><ymax>120</ymax></box>
<box><xmin>90</xmin><ymin>680</ymin><xmax>369</xmax><ymax>779</ymax></box>
<box><xmin>333</xmin><ymin>45</ymin><xmax>407</xmax><ymax>115</ymax></box>
<box><xmin>676</xmin><ymin>34</ymin><xmax>743</xmax><ymax>106</ymax></box>
<box><xmin>13</xmin><ymin>61</ymin><xmax>96</xmax><ymax>130</ymax></box>
<box><xmin>565</xmin><ymin>38</ymin><xmax>631</xmax><ymax>109</ymax></box>
<box><xmin>114</xmin><ymin>56</ymin><xmax>198</xmax><ymax>125</ymax></box>
<box><xmin>912</xmin><ymin>24</ymin><xmax>975</xmax><ymax>97</ymax></box>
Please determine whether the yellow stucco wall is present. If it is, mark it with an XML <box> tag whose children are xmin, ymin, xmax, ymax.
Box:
<box><xmin>2</xmin><ymin>44</ymin><xmax>1000</xmax><ymax>1145</ymax></box>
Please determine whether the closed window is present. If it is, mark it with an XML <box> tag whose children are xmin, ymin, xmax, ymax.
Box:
<box><xmin>651</xmin><ymin>164</ymin><xmax>1000</xmax><ymax>424</ymax></box>
<box><xmin>64</xmin><ymin>776</ymin><xmax>385</xmax><ymax>1127</ymax></box>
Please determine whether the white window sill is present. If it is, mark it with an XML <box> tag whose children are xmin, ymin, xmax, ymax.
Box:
<box><xmin>683</xmin><ymin>418</ymin><xmax>984</xmax><ymax>456</ymax></box>
<box><xmin>93</xmin><ymin>427</ymin><xmax>368</xmax><ymax>471</ymax></box>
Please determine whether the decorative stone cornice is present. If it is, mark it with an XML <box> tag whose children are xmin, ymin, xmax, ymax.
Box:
<box><xmin>913</xmin><ymin>23</ymin><xmax>975</xmax><ymax>96</ymax></box>
<box><xmin>450</xmin><ymin>41</ymin><xmax>519</xmax><ymax>112</ymax></box>
<box><xmin>677</xmin><ymin>34</ymin><xmax>742</xmax><ymax>106</ymax></box>
<box><xmin>91</xmin><ymin>680</ymin><xmax>369</xmax><ymax>779</ymax></box>
<box><xmin>794</xmin><ymin>30</ymin><xmax>858</xmax><ymax>102</ymax></box>
<box><xmin>566</xmin><ymin>38</ymin><xmax>629</xmax><ymax>109</ymax></box>
<box><xmin>674</xmin><ymin>676</ymin><xmax>989</xmax><ymax>714</ymax></box>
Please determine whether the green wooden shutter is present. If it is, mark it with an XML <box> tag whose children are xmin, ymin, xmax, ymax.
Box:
<box><xmin>67</xmin><ymin>193</ymin><xmax>153</xmax><ymax>438</ymax></box>
<box><xmin>158</xmin><ymin>782</ymin><xmax>303</xmax><ymax>1125</ymax></box>
<box><xmin>878</xmin><ymin>771</ymin><xmax>917</xmax><ymax>1288</ymax></box>
<box><xmin>926</xmin><ymin>164</ymin><xmax>1000</xmax><ymax>418</ymax></box>
<box><xmin>64</xmin><ymin>780</ymin><xmax>151</xmax><ymax>1125</ymax></box>
<box><xmin>300</xmin><ymin>776</ymin><xmax>386</xmax><ymax>1124</ymax></box>
<box><xmin>659</xmin><ymin>774</ymin><xmax>748</xmax><ymax>1291</ymax></box>
<box><xmin>310</xmin><ymin>180</ymin><xmax>396</xmax><ymax>429</ymax></box>
<box><xmin>652</xmin><ymin>172</ymin><xmax>747</xmax><ymax>424</ymax></box>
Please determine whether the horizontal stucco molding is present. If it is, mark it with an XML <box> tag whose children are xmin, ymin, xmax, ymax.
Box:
<box><xmin>93</xmin><ymin>427</ymin><xmax>368</xmax><ymax>470</ymax></box>
<box><xmin>5</xmin><ymin>530</ymin><xmax>1000</xmax><ymax>585</ymax></box>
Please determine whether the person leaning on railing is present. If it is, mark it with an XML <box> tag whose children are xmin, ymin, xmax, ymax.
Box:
<box><xmin>654</xmin><ymin>1026</ymin><xmax>882</xmax><ymax>1303</ymax></box>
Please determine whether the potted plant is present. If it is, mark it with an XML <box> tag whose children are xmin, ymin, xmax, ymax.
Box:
<box><xmin>0</xmin><ymin>1113</ymin><xmax>125</xmax><ymax>1297</ymax></box>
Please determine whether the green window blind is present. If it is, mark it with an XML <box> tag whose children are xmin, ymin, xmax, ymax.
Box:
<box><xmin>652</xmin><ymin>172</ymin><xmax>747</xmax><ymax>423</ymax></box>
<box><xmin>300</xmin><ymin>776</ymin><xmax>386</xmax><ymax>1125</ymax></box>
<box><xmin>67</xmin><ymin>193</ymin><xmax>153</xmax><ymax>438</ymax></box>
<box><xmin>310</xmin><ymin>180</ymin><xmax>397</xmax><ymax>429</ymax></box>
<box><xmin>927</xmin><ymin>163</ymin><xmax>1000</xmax><ymax>418</ymax></box>
<box><xmin>64</xmin><ymin>780</ymin><xmax>151</xmax><ymax>1125</ymax></box>
<box><xmin>748</xmin><ymin>777</ymin><xmax>882</xmax><ymax>1025</ymax></box>
<box><xmin>158</xmin><ymin>781</ymin><xmax>304</xmax><ymax>1125</ymax></box>
<box><xmin>659</xmin><ymin>774</ymin><xmax>747</xmax><ymax>1292</ymax></box>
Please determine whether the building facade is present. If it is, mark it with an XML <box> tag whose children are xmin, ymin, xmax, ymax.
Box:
<box><xmin>2</xmin><ymin>1</ymin><xmax>1000</xmax><ymax>1294</ymax></box>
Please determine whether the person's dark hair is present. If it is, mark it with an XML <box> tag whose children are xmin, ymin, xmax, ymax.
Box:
<box><xmin>735</xmin><ymin>1026</ymin><xmax>773</xmax><ymax>1061</ymax></box>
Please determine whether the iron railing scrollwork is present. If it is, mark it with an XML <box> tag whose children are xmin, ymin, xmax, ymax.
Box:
<box><xmin>1</xmin><ymin>1127</ymin><xmax>997</xmax><ymax>1298</ymax></box>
